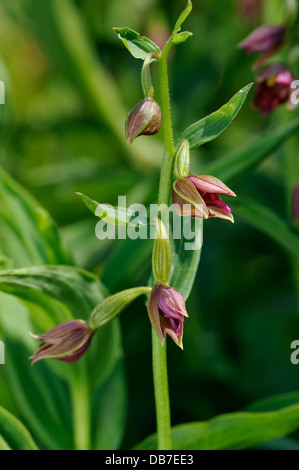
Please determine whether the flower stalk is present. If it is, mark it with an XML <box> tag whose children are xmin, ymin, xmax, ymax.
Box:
<box><xmin>151</xmin><ymin>37</ymin><xmax>176</xmax><ymax>452</ymax></box>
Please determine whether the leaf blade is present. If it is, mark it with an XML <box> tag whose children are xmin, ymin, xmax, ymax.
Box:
<box><xmin>113</xmin><ymin>27</ymin><xmax>161</xmax><ymax>60</ymax></box>
<box><xmin>135</xmin><ymin>403</ymin><xmax>299</xmax><ymax>450</ymax></box>
<box><xmin>0</xmin><ymin>405</ymin><xmax>38</xmax><ymax>451</ymax></box>
<box><xmin>178</xmin><ymin>84</ymin><xmax>252</xmax><ymax>149</ymax></box>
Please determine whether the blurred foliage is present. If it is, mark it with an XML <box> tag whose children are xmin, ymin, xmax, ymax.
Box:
<box><xmin>0</xmin><ymin>0</ymin><xmax>299</xmax><ymax>450</ymax></box>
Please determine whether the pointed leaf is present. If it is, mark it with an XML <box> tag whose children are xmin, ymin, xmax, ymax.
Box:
<box><xmin>178</xmin><ymin>84</ymin><xmax>252</xmax><ymax>149</ymax></box>
<box><xmin>169</xmin><ymin>215</ymin><xmax>203</xmax><ymax>300</ymax></box>
<box><xmin>205</xmin><ymin>117</ymin><xmax>299</xmax><ymax>182</ymax></box>
<box><xmin>173</xmin><ymin>1</ymin><xmax>193</xmax><ymax>34</ymax></box>
<box><xmin>113</xmin><ymin>27</ymin><xmax>161</xmax><ymax>60</ymax></box>
<box><xmin>0</xmin><ymin>405</ymin><xmax>38</xmax><ymax>450</ymax></box>
<box><xmin>135</xmin><ymin>402</ymin><xmax>299</xmax><ymax>450</ymax></box>
<box><xmin>231</xmin><ymin>201</ymin><xmax>299</xmax><ymax>259</ymax></box>
<box><xmin>76</xmin><ymin>192</ymin><xmax>149</xmax><ymax>228</ymax></box>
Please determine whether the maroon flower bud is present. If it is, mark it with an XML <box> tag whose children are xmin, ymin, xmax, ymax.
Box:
<box><xmin>125</xmin><ymin>98</ymin><xmax>162</xmax><ymax>143</ymax></box>
<box><xmin>292</xmin><ymin>182</ymin><xmax>299</xmax><ymax>224</ymax></box>
<box><xmin>30</xmin><ymin>320</ymin><xmax>95</xmax><ymax>364</ymax></box>
<box><xmin>148</xmin><ymin>284</ymin><xmax>188</xmax><ymax>349</ymax></box>
<box><xmin>238</xmin><ymin>25</ymin><xmax>287</xmax><ymax>68</ymax></box>
<box><xmin>254</xmin><ymin>63</ymin><xmax>295</xmax><ymax>114</ymax></box>
<box><xmin>172</xmin><ymin>175</ymin><xmax>236</xmax><ymax>222</ymax></box>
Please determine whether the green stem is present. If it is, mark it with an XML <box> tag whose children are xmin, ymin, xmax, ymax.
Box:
<box><xmin>158</xmin><ymin>40</ymin><xmax>176</xmax><ymax>207</ymax></box>
<box><xmin>151</xmin><ymin>38</ymin><xmax>175</xmax><ymax>451</ymax></box>
<box><xmin>71</xmin><ymin>366</ymin><xmax>91</xmax><ymax>450</ymax></box>
<box><xmin>152</xmin><ymin>330</ymin><xmax>172</xmax><ymax>450</ymax></box>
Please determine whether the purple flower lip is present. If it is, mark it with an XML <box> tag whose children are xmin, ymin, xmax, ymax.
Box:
<box><xmin>148</xmin><ymin>284</ymin><xmax>188</xmax><ymax>349</ymax></box>
<box><xmin>254</xmin><ymin>63</ymin><xmax>295</xmax><ymax>114</ymax></box>
<box><xmin>172</xmin><ymin>175</ymin><xmax>236</xmax><ymax>223</ymax></box>
<box><xmin>238</xmin><ymin>25</ymin><xmax>287</xmax><ymax>68</ymax></box>
<box><xmin>30</xmin><ymin>319</ymin><xmax>94</xmax><ymax>365</ymax></box>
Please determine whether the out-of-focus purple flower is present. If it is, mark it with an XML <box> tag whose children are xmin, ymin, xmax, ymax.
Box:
<box><xmin>31</xmin><ymin>320</ymin><xmax>94</xmax><ymax>365</ymax></box>
<box><xmin>126</xmin><ymin>98</ymin><xmax>162</xmax><ymax>143</ymax></box>
<box><xmin>292</xmin><ymin>183</ymin><xmax>299</xmax><ymax>224</ymax></box>
<box><xmin>172</xmin><ymin>175</ymin><xmax>236</xmax><ymax>222</ymax></box>
<box><xmin>238</xmin><ymin>0</ymin><xmax>262</xmax><ymax>23</ymax></box>
<box><xmin>148</xmin><ymin>284</ymin><xmax>188</xmax><ymax>349</ymax></box>
<box><xmin>254</xmin><ymin>63</ymin><xmax>295</xmax><ymax>114</ymax></box>
<box><xmin>239</xmin><ymin>24</ymin><xmax>287</xmax><ymax>68</ymax></box>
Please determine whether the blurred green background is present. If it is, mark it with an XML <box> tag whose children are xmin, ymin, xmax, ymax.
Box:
<box><xmin>0</xmin><ymin>0</ymin><xmax>299</xmax><ymax>450</ymax></box>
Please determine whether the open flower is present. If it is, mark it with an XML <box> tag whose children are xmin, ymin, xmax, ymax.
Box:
<box><xmin>30</xmin><ymin>320</ymin><xmax>95</xmax><ymax>365</ymax></box>
<box><xmin>172</xmin><ymin>175</ymin><xmax>236</xmax><ymax>222</ymax></box>
<box><xmin>254</xmin><ymin>63</ymin><xmax>295</xmax><ymax>114</ymax></box>
<box><xmin>238</xmin><ymin>24</ymin><xmax>287</xmax><ymax>68</ymax></box>
<box><xmin>148</xmin><ymin>284</ymin><xmax>188</xmax><ymax>349</ymax></box>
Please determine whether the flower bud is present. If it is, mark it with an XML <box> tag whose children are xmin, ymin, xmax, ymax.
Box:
<box><xmin>148</xmin><ymin>284</ymin><xmax>188</xmax><ymax>349</ymax></box>
<box><xmin>239</xmin><ymin>24</ymin><xmax>287</xmax><ymax>68</ymax></box>
<box><xmin>30</xmin><ymin>320</ymin><xmax>94</xmax><ymax>365</ymax></box>
<box><xmin>125</xmin><ymin>98</ymin><xmax>162</xmax><ymax>143</ymax></box>
<box><xmin>152</xmin><ymin>218</ymin><xmax>171</xmax><ymax>285</ymax></box>
<box><xmin>174</xmin><ymin>140</ymin><xmax>190</xmax><ymax>179</ymax></box>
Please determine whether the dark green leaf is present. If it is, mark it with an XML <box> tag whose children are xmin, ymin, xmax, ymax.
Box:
<box><xmin>92</xmin><ymin>362</ymin><xmax>127</xmax><ymax>450</ymax></box>
<box><xmin>205</xmin><ymin>117</ymin><xmax>299</xmax><ymax>182</ymax></box>
<box><xmin>0</xmin><ymin>265</ymin><xmax>108</xmax><ymax>324</ymax></box>
<box><xmin>76</xmin><ymin>192</ymin><xmax>148</xmax><ymax>227</ymax></box>
<box><xmin>169</xmin><ymin>216</ymin><xmax>202</xmax><ymax>300</ymax></box>
<box><xmin>0</xmin><ymin>294</ymin><xmax>73</xmax><ymax>449</ymax></box>
<box><xmin>135</xmin><ymin>403</ymin><xmax>299</xmax><ymax>450</ymax></box>
<box><xmin>0</xmin><ymin>405</ymin><xmax>38</xmax><ymax>450</ymax></box>
<box><xmin>178</xmin><ymin>84</ymin><xmax>252</xmax><ymax>149</ymax></box>
<box><xmin>0</xmin><ymin>167</ymin><xmax>71</xmax><ymax>268</ymax></box>
<box><xmin>232</xmin><ymin>201</ymin><xmax>299</xmax><ymax>260</ymax></box>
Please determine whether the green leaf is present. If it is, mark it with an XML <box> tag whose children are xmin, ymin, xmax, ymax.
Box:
<box><xmin>0</xmin><ymin>405</ymin><xmax>38</xmax><ymax>450</ymax></box>
<box><xmin>76</xmin><ymin>192</ymin><xmax>148</xmax><ymax>227</ymax></box>
<box><xmin>0</xmin><ymin>294</ymin><xmax>74</xmax><ymax>449</ymax></box>
<box><xmin>92</xmin><ymin>362</ymin><xmax>127</xmax><ymax>450</ymax></box>
<box><xmin>0</xmin><ymin>166</ymin><xmax>71</xmax><ymax>268</ymax></box>
<box><xmin>178</xmin><ymin>84</ymin><xmax>252</xmax><ymax>149</ymax></box>
<box><xmin>103</xmin><ymin>238</ymin><xmax>153</xmax><ymax>291</ymax></box>
<box><xmin>253</xmin><ymin>437</ymin><xmax>299</xmax><ymax>450</ymax></box>
<box><xmin>172</xmin><ymin>31</ymin><xmax>193</xmax><ymax>45</ymax></box>
<box><xmin>0</xmin><ymin>265</ymin><xmax>108</xmax><ymax>325</ymax></box>
<box><xmin>169</xmin><ymin>216</ymin><xmax>202</xmax><ymax>300</ymax></box>
<box><xmin>135</xmin><ymin>403</ymin><xmax>299</xmax><ymax>450</ymax></box>
<box><xmin>113</xmin><ymin>27</ymin><xmax>161</xmax><ymax>60</ymax></box>
<box><xmin>232</xmin><ymin>201</ymin><xmax>299</xmax><ymax>260</ymax></box>
<box><xmin>173</xmin><ymin>0</ymin><xmax>193</xmax><ymax>34</ymax></box>
<box><xmin>205</xmin><ymin>116</ymin><xmax>299</xmax><ymax>182</ymax></box>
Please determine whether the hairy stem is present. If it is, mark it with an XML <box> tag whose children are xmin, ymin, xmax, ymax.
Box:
<box><xmin>152</xmin><ymin>330</ymin><xmax>172</xmax><ymax>450</ymax></box>
<box><xmin>151</xmin><ymin>38</ymin><xmax>175</xmax><ymax>451</ymax></box>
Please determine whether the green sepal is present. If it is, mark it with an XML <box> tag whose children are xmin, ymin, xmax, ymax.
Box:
<box><xmin>88</xmin><ymin>287</ymin><xmax>152</xmax><ymax>330</ymax></box>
